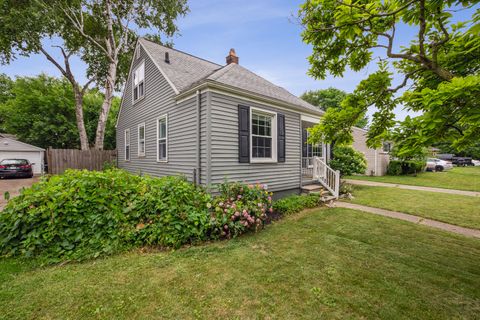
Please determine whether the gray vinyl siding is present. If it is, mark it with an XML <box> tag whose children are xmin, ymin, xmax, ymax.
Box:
<box><xmin>207</xmin><ymin>92</ymin><xmax>301</xmax><ymax>192</ymax></box>
<box><xmin>116</xmin><ymin>45</ymin><xmax>198</xmax><ymax>180</ymax></box>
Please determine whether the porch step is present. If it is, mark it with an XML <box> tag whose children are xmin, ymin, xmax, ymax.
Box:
<box><xmin>301</xmin><ymin>184</ymin><xmax>330</xmax><ymax>196</ymax></box>
<box><xmin>301</xmin><ymin>184</ymin><xmax>323</xmax><ymax>194</ymax></box>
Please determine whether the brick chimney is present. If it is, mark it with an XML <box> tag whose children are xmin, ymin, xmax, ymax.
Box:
<box><xmin>226</xmin><ymin>48</ymin><xmax>239</xmax><ymax>65</ymax></box>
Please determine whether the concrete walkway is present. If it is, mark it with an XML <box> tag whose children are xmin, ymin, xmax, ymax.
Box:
<box><xmin>344</xmin><ymin>179</ymin><xmax>480</xmax><ymax>197</ymax></box>
<box><xmin>336</xmin><ymin>202</ymin><xmax>480</xmax><ymax>239</ymax></box>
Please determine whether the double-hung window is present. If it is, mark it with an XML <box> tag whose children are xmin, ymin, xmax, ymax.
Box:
<box><xmin>133</xmin><ymin>62</ymin><xmax>145</xmax><ymax>102</ymax></box>
<box><xmin>138</xmin><ymin>123</ymin><xmax>145</xmax><ymax>157</ymax></box>
<box><xmin>124</xmin><ymin>128</ymin><xmax>130</xmax><ymax>161</ymax></box>
<box><xmin>251</xmin><ymin>109</ymin><xmax>277</xmax><ymax>162</ymax></box>
<box><xmin>157</xmin><ymin>115</ymin><xmax>168</xmax><ymax>162</ymax></box>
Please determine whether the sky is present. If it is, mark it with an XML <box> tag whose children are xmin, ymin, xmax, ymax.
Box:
<box><xmin>1</xmin><ymin>0</ymin><xmax>471</xmax><ymax>121</ymax></box>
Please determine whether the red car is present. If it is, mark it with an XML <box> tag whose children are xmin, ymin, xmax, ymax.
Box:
<box><xmin>0</xmin><ymin>159</ymin><xmax>34</xmax><ymax>178</ymax></box>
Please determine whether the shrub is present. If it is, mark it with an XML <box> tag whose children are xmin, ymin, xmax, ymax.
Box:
<box><xmin>0</xmin><ymin>169</ymin><xmax>212</xmax><ymax>262</ymax></box>
<box><xmin>273</xmin><ymin>194</ymin><xmax>321</xmax><ymax>215</ymax></box>
<box><xmin>329</xmin><ymin>145</ymin><xmax>367</xmax><ymax>176</ymax></box>
<box><xmin>387</xmin><ymin>160</ymin><xmax>425</xmax><ymax>175</ymax></box>
<box><xmin>210</xmin><ymin>182</ymin><xmax>273</xmax><ymax>239</ymax></box>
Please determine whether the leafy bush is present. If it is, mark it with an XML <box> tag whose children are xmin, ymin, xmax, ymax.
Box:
<box><xmin>210</xmin><ymin>182</ymin><xmax>273</xmax><ymax>239</ymax></box>
<box><xmin>329</xmin><ymin>145</ymin><xmax>367</xmax><ymax>176</ymax></box>
<box><xmin>273</xmin><ymin>194</ymin><xmax>321</xmax><ymax>215</ymax></box>
<box><xmin>387</xmin><ymin>160</ymin><xmax>425</xmax><ymax>175</ymax></box>
<box><xmin>339</xmin><ymin>181</ymin><xmax>354</xmax><ymax>195</ymax></box>
<box><xmin>0</xmin><ymin>169</ymin><xmax>212</xmax><ymax>262</ymax></box>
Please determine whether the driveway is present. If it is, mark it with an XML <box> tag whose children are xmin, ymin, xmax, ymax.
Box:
<box><xmin>0</xmin><ymin>177</ymin><xmax>39</xmax><ymax>210</ymax></box>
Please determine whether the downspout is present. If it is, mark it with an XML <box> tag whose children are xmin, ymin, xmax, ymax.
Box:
<box><xmin>196</xmin><ymin>90</ymin><xmax>202</xmax><ymax>185</ymax></box>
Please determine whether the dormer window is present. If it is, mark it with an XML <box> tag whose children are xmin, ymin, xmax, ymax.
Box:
<box><xmin>133</xmin><ymin>62</ymin><xmax>145</xmax><ymax>102</ymax></box>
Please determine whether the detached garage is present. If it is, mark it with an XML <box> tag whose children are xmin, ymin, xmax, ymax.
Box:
<box><xmin>0</xmin><ymin>136</ymin><xmax>45</xmax><ymax>175</ymax></box>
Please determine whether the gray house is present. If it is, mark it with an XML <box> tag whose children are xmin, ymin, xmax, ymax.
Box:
<box><xmin>116</xmin><ymin>38</ymin><xmax>386</xmax><ymax>197</ymax></box>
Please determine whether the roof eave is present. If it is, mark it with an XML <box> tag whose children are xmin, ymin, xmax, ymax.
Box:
<box><xmin>176</xmin><ymin>80</ymin><xmax>324</xmax><ymax>117</ymax></box>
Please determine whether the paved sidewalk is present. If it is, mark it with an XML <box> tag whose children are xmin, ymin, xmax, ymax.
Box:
<box><xmin>336</xmin><ymin>202</ymin><xmax>480</xmax><ymax>239</ymax></box>
<box><xmin>344</xmin><ymin>179</ymin><xmax>480</xmax><ymax>197</ymax></box>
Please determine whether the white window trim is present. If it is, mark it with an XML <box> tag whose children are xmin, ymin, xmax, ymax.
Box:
<box><xmin>138</xmin><ymin>122</ymin><xmax>146</xmax><ymax>157</ymax></box>
<box><xmin>132</xmin><ymin>60</ymin><xmax>145</xmax><ymax>104</ymax></box>
<box><xmin>135</xmin><ymin>45</ymin><xmax>141</xmax><ymax>59</ymax></box>
<box><xmin>250</xmin><ymin>107</ymin><xmax>277</xmax><ymax>163</ymax></box>
<box><xmin>156</xmin><ymin>114</ymin><xmax>168</xmax><ymax>163</ymax></box>
<box><xmin>124</xmin><ymin>128</ymin><xmax>130</xmax><ymax>162</ymax></box>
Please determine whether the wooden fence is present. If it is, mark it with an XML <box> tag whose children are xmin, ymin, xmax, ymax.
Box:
<box><xmin>46</xmin><ymin>148</ymin><xmax>117</xmax><ymax>175</ymax></box>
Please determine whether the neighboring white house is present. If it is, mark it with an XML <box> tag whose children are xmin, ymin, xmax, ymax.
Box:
<box><xmin>0</xmin><ymin>135</ymin><xmax>44</xmax><ymax>175</ymax></box>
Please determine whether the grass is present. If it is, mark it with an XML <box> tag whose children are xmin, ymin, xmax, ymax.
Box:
<box><xmin>346</xmin><ymin>166</ymin><xmax>480</xmax><ymax>192</ymax></box>
<box><xmin>348</xmin><ymin>185</ymin><xmax>480</xmax><ymax>230</ymax></box>
<box><xmin>1</xmin><ymin>208</ymin><xmax>480</xmax><ymax>319</ymax></box>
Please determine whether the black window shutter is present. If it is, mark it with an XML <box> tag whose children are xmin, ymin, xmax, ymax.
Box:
<box><xmin>277</xmin><ymin>113</ymin><xmax>286</xmax><ymax>162</ymax></box>
<box><xmin>238</xmin><ymin>105</ymin><xmax>250</xmax><ymax>163</ymax></box>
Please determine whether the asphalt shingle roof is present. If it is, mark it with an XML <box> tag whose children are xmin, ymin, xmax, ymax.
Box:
<box><xmin>139</xmin><ymin>38</ymin><xmax>322</xmax><ymax>114</ymax></box>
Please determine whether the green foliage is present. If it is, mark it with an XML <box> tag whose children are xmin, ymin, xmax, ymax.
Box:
<box><xmin>210</xmin><ymin>182</ymin><xmax>273</xmax><ymax>238</ymax></box>
<box><xmin>273</xmin><ymin>194</ymin><xmax>321</xmax><ymax>215</ymax></box>
<box><xmin>0</xmin><ymin>169</ymin><xmax>212</xmax><ymax>262</ymax></box>
<box><xmin>301</xmin><ymin>87</ymin><xmax>368</xmax><ymax>129</ymax></box>
<box><xmin>387</xmin><ymin>160</ymin><xmax>426</xmax><ymax>176</ymax></box>
<box><xmin>300</xmin><ymin>0</ymin><xmax>480</xmax><ymax>152</ymax></box>
<box><xmin>0</xmin><ymin>74</ymin><xmax>119</xmax><ymax>149</ymax></box>
<box><xmin>329</xmin><ymin>146</ymin><xmax>367</xmax><ymax>176</ymax></box>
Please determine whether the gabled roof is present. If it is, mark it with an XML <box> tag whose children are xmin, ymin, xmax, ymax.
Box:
<box><xmin>0</xmin><ymin>137</ymin><xmax>45</xmax><ymax>152</ymax></box>
<box><xmin>139</xmin><ymin>38</ymin><xmax>322</xmax><ymax>114</ymax></box>
<box><xmin>139</xmin><ymin>38</ymin><xmax>220</xmax><ymax>93</ymax></box>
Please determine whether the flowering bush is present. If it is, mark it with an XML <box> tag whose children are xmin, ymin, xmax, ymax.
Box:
<box><xmin>210</xmin><ymin>182</ymin><xmax>273</xmax><ymax>239</ymax></box>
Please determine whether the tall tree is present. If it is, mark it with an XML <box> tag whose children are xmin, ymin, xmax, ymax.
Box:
<box><xmin>0</xmin><ymin>0</ymin><xmax>188</xmax><ymax>150</ymax></box>
<box><xmin>299</xmin><ymin>0</ymin><xmax>480</xmax><ymax>156</ymax></box>
<box><xmin>0</xmin><ymin>74</ymin><xmax>120</xmax><ymax>149</ymax></box>
<box><xmin>301</xmin><ymin>87</ymin><xmax>369</xmax><ymax>128</ymax></box>
<box><xmin>0</xmin><ymin>1</ymin><xmax>94</xmax><ymax>150</ymax></box>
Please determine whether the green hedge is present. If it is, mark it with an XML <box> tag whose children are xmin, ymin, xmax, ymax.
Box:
<box><xmin>387</xmin><ymin>160</ymin><xmax>426</xmax><ymax>175</ymax></box>
<box><xmin>273</xmin><ymin>194</ymin><xmax>321</xmax><ymax>215</ymax></box>
<box><xmin>0</xmin><ymin>169</ymin><xmax>212</xmax><ymax>262</ymax></box>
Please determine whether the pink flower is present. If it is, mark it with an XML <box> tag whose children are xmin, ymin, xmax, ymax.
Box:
<box><xmin>258</xmin><ymin>203</ymin><xmax>263</xmax><ymax>207</ymax></box>
<box><xmin>235</xmin><ymin>211</ymin><xmax>240</xmax><ymax>217</ymax></box>
<box><xmin>248</xmin><ymin>184</ymin><xmax>254</xmax><ymax>189</ymax></box>
<box><xmin>224</xmin><ymin>208</ymin><xmax>228</xmax><ymax>213</ymax></box>
<box><xmin>219</xmin><ymin>202</ymin><xmax>224</xmax><ymax>207</ymax></box>
<box><xmin>269</xmin><ymin>207</ymin><xmax>273</xmax><ymax>213</ymax></box>
<box><xmin>261</xmin><ymin>208</ymin><xmax>265</xmax><ymax>213</ymax></box>
<box><xmin>243</xmin><ymin>209</ymin><xmax>248</xmax><ymax>214</ymax></box>
<box><xmin>237</xmin><ymin>195</ymin><xmax>242</xmax><ymax>199</ymax></box>
<box><xmin>224</xmin><ymin>225</ymin><xmax>229</xmax><ymax>230</ymax></box>
<box><xmin>268</xmin><ymin>196</ymin><xmax>272</xmax><ymax>202</ymax></box>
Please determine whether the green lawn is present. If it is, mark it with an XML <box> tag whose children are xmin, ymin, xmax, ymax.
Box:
<box><xmin>348</xmin><ymin>185</ymin><xmax>480</xmax><ymax>230</ymax></box>
<box><xmin>346</xmin><ymin>166</ymin><xmax>480</xmax><ymax>192</ymax></box>
<box><xmin>1</xmin><ymin>208</ymin><xmax>479</xmax><ymax>319</ymax></box>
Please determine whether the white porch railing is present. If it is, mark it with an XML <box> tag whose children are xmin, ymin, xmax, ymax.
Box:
<box><xmin>312</xmin><ymin>156</ymin><xmax>340</xmax><ymax>199</ymax></box>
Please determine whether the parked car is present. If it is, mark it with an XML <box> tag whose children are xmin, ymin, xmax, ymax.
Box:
<box><xmin>0</xmin><ymin>159</ymin><xmax>34</xmax><ymax>178</ymax></box>
<box><xmin>426</xmin><ymin>158</ymin><xmax>453</xmax><ymax>172</ymax></box>
<box><xmin>472</xmin><ymin>160</ymin><xmax>480</xmax><ymax>166</ymax></box>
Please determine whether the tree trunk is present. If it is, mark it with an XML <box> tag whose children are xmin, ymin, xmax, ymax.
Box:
<box><xmin>94</xmin><ymin>62</ymin><xmax>117</xmax><ymax>150</ymax></box>
<box><xmin>74</xmin><ymin>88</ymin><xmax>89</xmax><ymax>150</ymax></box>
